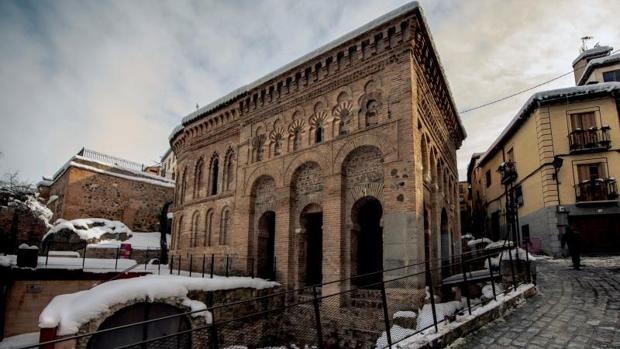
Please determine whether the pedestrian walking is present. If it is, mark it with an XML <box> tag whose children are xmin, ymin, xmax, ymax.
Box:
<box><xmin>561</xmin><ymin>223</ymin><xmax>583</xmax><ymax>270</ymax></box>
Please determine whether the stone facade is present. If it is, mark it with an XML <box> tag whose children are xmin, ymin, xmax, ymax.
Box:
<box><xmin>169</xmin><ymin>3</ymin><xmax>465</xmax><ymax>292</ymax></box>
<box><xmin>39</xmin><ymin>149</ymin><xmax>175</xmax><ymax>232</ymax></box>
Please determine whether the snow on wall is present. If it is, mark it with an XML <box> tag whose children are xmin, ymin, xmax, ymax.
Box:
<box><xmin>39</xmin><ymin>274</ymin><xmax>279</xmax><ymax>335</ymax></box>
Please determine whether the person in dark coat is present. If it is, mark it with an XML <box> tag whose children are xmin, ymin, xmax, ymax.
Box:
<box><xmin>562</xmin><ymin>224</ymin><xmax>583</xmax><ymax>270</ymax></box>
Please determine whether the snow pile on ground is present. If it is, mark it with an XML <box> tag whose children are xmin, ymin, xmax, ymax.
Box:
<box><xmin>39</xmin><ymin>274</ymin><xmax>279</xmax><ymax>335</ymax></box>
<box><xmin>416</xmin><ymin>301</ymin><xmax>463</xmax><ymax>330</ymax></box>
<box><xmin>467</xmin><ymin>238</ymin><xmax>492</xmax><ymax>247</ymax></box>
<box><xmin>0</xmin><ymin>332</ymin><xmax>40</xmax><ymax>349</ymax></box>
<box><xmin>43</xmin><ymin>218</ymin><xmax>132</xmax><ymax>243</ymax></box>
<box><xmin>89</xmin><ymin>232</ymin><xmax>170</xmax><ymax>250</ymax></box>
<box><xmin>481</xmin><ymin>283</ymin><xmax>504</xmax><ymax>300</ymax></box>
<box><xmin>375</xmin><ymin>324</ymin><xmax>416</xmax><ymax>348</ymax></box>
<box><xmin>395</xmin><ymin>284</ymin><xmax>535</xmax><ymax>348</ymax></box>
<box><xmin>394</xmin><ymin>311</ymin><xmax>417</xmax><ymax>319</ymax></box>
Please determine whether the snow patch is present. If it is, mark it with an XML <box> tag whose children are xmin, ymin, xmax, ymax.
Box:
<box><xmin>467</xmin><ymin>238</ymin><xmax>492</xmax><ymax>247</ymax></box>
<box><xmin>43</xmin><ymin>218</ymin><xmax>131</xmax><ymax>242</ymax></box>
<box><xmin>39</xmin><ymin>274</ymin><xmax>279</xmax><ymax>335</ymax></box>
<box><xmin>0</xmin><ymin>332</ymin><xmax>40</xmax><ymax>349</ymax></box>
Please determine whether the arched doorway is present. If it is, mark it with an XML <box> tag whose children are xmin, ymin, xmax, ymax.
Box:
<box><xmin>351</xmin><ymin>197</ymin><xmax>383</xmax><ymax>288</ymax></box>
<box><xmin>299</xmin><ymin>204</ymin><xmax>323</xmax><ymax>286</ymax></box>
<box><xmin>440</xmin><ymin>209</ymin><xmax>450</xmax><ymax>279</ymax></box>
<box><xmin>87</xmin><ymin>302</ymin><xmax>191</xmax><ymax>349</ymax></box>
<box><xmin>257</xmin><ymin>211</ymin><xmax>276</xmax><ymax>279</ymax></box>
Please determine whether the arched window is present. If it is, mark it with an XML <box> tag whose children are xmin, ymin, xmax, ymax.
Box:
<box><xmin>224</xmin><ymin>149</ymin><xmax>235</xmax><ymax>191</ymax></box>
<box><xmin>193</xmin><ymin>159</ymin><xmax>204</xmax><ymax>198</ymax></box>
<box><xmin>191</xmin><ymin>211</ymin><xmax>200</xmax><ymax>247</ymax></box>
<box><xmin>208</xmin><ymin>155</ymin><xmax>219</xmax><ymax>196</ymax></box>
<box><xmin>220</xmin><ymin>208</ymin><xmax>231</xmax><ymax>245</ymax></box>
<box><xmin>205</xmin><ymin>209</ymin><xmax>214</xmax><ymax>246</ymax></box>
<box><xmin>179</xmin><ymin>168</ymin><xmax>188</xmax><ymax>204</ymax></box>
<box><xmin>315</xmin><ymin>125</ymin><xmax>323</xmax><ymax>143</ymax></box>
<box><xmin>175</xmin><ymin>216</ymin><xmax>183</xmax><ymax>249</ymax></box>
<box><xmin>365</xmin><ymin>100</ymin><xmax>378</xmax><ymax>126</ymax></box>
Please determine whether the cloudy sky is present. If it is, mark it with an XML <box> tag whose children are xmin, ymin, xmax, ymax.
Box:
<box><xmin>0</xmin><ymin>0</ymin><xmax>618</xmax><ymax>182</ymax></box>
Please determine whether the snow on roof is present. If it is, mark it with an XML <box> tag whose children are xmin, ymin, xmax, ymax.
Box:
<box><xmin>43</xmin><ymin>218</ymin><xmax>132</xmax><ymax>242</ymax></box>
<box><xmin>477</xmin><ymin>82</ymin><xmax>620</xmax><ymax>166</ymax></box>
<box><xmin>39</xmin><ymin>274</ymin><xmax>279</xmax><ymax>335</ymax></box>
<box><xmin>168</xmin><ymin>2</ymin><xmax>466</xmax><ymax>142</ymax></box>
<box><xmin>48</xmin><ymin>149</ymin><xmax>174</xmax><ymax>189</ymax></box>
<box><xmin>572</xmin><ymin>45</ymin><xmax>613</xmax><ymax>66</ymax></box>
<box><xmin>577</xmin><ymin>53</ymin><xmax>620</xmax><ymax>85</ymax></box>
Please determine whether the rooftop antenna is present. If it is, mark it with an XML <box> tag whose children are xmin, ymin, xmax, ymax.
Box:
<box><xmin>195</xmin><ymin>103</ymin><xmax>200</xmax><ymax>110</ymax></box>
<box><xmin>580</xmin><ymin>36</ymin><xmax>593</xmax><ymax>52</ymax></box>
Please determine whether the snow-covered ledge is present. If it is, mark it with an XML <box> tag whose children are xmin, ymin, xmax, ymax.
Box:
<box><xmin>394</xmin><ymin>284</ymin><xmax>537</xmax><ymax>349</ymax></box>
<box><xmin>39</xmin><ymin>274</ymin><xmax>279</xmax><ymax>336</ymax></box>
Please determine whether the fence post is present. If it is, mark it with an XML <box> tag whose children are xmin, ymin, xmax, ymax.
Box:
<box><xmin>312</xmin><ymin>286</ymin><xmax>324</xmax><ymax>349</ymax></box>
<box><xmin>487</xmin><ymin>255</ymin><xmax>497</xmax><ymax>301</ymax></box>
<box><xmin>462</xmin><ymin>258</ymin><xmax>472</xmax><ymax>315</ymax></box>
<box><xmin>45</xmin><ymin>245</ymin><xmax>50</xmax><ymax>267</ymax></box>
<box><xmin>202</xmin><ymin>254</ymin><xmax>206</xmax><ymax>278</ymax></box>
<box><xmin>507</xmin><ymin>247</ymin><xmax>517</xmax><ymax>291</ymax></box>
<box><xmin>82</xmin><ymin>245</ymin><xmax>87</xmax><ymax>270</ymax></box>
<box><xmin>189</xmin><ymin>254</ymin><xmax>194</xmax><ymax>277</ymax></box>
<box><xmin>426</xmin><ymin>259</ymin><xmax>439</xmax><ymax>333</ymax></box>
<box><xmin>209</xmin><ymin>308</ymin><xmax>219</xmax><ymax>349</ymax></box>
<box><xmin>210</xmin><ymin>254</ymin><xmax>215</xmax><ymax>278</ymax></box>
<box><xmin>157</xmin><ymin>259</ymin><xmax>161</xmax><ymax>275</ymax></box>
<box><xmin>250</xmin><ymin>258</ymin><xmax>255</xmax><ymax>279</ymax></box>
<box><xmin>525</xmin><ymin>242</ymin><xmax>532</xmax><ymax>284</ymax></box>
<box><xmin>379</xmin><ymin>282</ymin><xmax>392</xmax><ymax>348</ymax></box>
<box><xmin>177</xmin><ymin>255</ymin><xmax>181</xmax><ymax>275</ymax></box>
<box><xmin>225</xmin><ymin>255</ymin><xmax>229</xmax><ymax>277</ymax></box>
<box><xmin>115</xmin><ymin>247</ymin><xmax>120</xmax><ymax>271</ymax></box>
<box><xmin>170</xmin><ymin>255</ymin><xmax>173</xmax><ymax>275</ymax></box>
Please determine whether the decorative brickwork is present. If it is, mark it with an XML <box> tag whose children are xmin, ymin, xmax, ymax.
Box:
<box><xmin>169</xmin><ymin>5</ymin><xmax>465</xmax><ymax>292</ymax></box>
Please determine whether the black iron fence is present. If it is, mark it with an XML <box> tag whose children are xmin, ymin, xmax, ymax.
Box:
<box><xmin>22</xmin><ymin>244</ymin><xmax>534</xmax><ymax>349</ymax></box>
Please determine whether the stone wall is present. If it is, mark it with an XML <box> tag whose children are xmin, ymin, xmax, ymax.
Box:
<box><xmin>47</xmin><ymin>165</ymin><xmax>173</xmax><ymax>232</ymax></box>
<box><xmin>4</xmin><ymin>279</ymin><xmax>99</xmax><ymax>337</ymax></box>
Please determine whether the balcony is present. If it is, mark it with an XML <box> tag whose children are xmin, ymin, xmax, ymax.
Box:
<box><xmin>568</xmin><ymin>126</ymin><xmax>611</xmax><ymax>153</ymax></box>
<box><xmin>574</xmin><ymin>178</ymin><xmax>618</xmax><ymax>203</ymax></box>
<box><xmin>498</xmin><ymin>161</ymin><xmax>518</xmax><ymax>185</ymax></box>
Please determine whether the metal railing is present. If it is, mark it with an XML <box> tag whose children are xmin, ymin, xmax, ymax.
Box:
<box><xmin>575</xmin><ymin>178</ymin><xmax>619</xmax><ymax>202</ymax></box>
<box><xmin>22</xmin><ymin>243</ymin><xmax>534</xmax><ymax>349</ymax></box>
<box><xmin>568</xmin><ymin>127</ymin><xmax>611</xmax><ymax>153</ymax></box>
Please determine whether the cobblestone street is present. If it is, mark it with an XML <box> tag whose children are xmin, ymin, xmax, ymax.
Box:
<box><xmin>449</xmin><ymin>256</ymin><xmax>620</xmax><ymax>349</ymax></box>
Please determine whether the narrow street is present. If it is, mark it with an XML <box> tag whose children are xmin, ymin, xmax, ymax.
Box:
<box><xmin>450</xmin><ymin>256</ymin><xmax>620</xmax><ymax>349</ymax></box>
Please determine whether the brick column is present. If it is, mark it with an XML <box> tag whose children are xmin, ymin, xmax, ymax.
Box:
<box><xmin>322</xmin><ymin>173</ymin><xmax>343</xmax><ymax>296</ymax></box>
<box><xmin>274</xmin><ymin>186</ymin><xmax>292</xmax><ymax>287</ymax></box>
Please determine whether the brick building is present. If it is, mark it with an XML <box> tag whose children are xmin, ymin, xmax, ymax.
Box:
<box><xmin>38</xmin><ymin>148</ymin><xmax>175</xmax><ymax>232</ymax></box>
<box><xmin>168</xmin><ymin>2</ymin><xmax>466</xmax><ymax>290</ymax></box>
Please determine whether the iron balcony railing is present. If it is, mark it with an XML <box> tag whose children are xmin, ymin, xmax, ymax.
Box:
<box><xmin>568</xmin><ymin>126</ymin><xmax>611</xmax><ymax>153</ymax></box>
<box><xmin>575</xmin><ymin>177</ymin><xmax>618</xmax><ymax>202</ymax></box>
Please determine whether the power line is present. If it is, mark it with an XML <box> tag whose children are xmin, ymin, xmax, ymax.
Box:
<box><xmin>459</xmin><ymin>48</ymin><xmax>620</xmax><ymax>115</ymax></box>
<box><xmin>459</xmin><ymin>70</ymin><xmax>574</xmax><ymax>114</ymax></box>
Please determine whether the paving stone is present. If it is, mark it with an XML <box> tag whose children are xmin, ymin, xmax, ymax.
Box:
<box><xmin>448</xmin><ymin>256</ymin><xmax>620</xmax><ymax>349</ymax></box>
